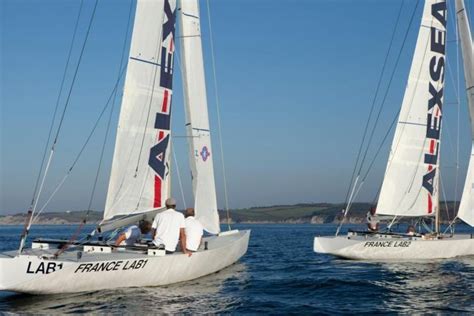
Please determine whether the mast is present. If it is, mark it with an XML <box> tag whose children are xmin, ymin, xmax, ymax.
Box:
<box><xmin>455</xmin><ymin>0</ymin><xmax>474</xmax><ymax>226</ymax></box>
<box><xmin>377</xmin><ymin>0</ymin><xmax>447</xmax><ymax>219</ymax></box>
<box><xmin>178</xmin><ymin>0</ymin><xmax>220</xmax><ymax>234</ymax></box>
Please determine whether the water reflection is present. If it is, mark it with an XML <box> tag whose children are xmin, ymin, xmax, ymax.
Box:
<box><xmin>1</xmin><ymin>262</ymin><xmax>249</xmax><ymax>314</ymax></box>
<box><xmin>377</xmin><ymin>257</ymin><xmax>474</xmax><ymax>313</ymax></box>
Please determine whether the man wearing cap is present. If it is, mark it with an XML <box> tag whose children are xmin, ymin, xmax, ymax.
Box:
<box><xmin>151</xmin><ymin>198</ymin><xmax>191</xmax><ymax>256</ymax></box>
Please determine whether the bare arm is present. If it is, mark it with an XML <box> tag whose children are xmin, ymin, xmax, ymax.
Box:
<box><xmin>180</xmin><ymin>228</ymin><xmax>191</xmax><ymax>257</ymax></box>
<box><xmin>151</xmin><ymin>228</ymin><xmax>156</xmax><ymax>240</ymax></box>
<box><xmin>115</xmin><ymin>233</ymin><xmax>126</xmax><ymax>247</ymax></box>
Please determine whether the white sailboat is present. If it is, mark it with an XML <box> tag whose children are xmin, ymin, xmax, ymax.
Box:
<box><xmin>314</xmin><ymin>0</ymin><xmax>474</xmax><ymax>260</ymax></box>
<box><xmin>0</xmin><ymin>0</ymin><xmax>249</xmax><ymax>294</ymax></box>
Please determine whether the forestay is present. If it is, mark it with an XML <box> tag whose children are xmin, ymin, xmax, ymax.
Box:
<box><xmin>178</xmin><ymin>0</ymin><xmax>220</xmax><ymax>234</ymax></box>
<box><xmin>104</xmin><ymin>0</ymin><xmax>177</xmax><ymax>220</ymax></box>
<box><xmin>377</xmin><ymin>0</ymin><xmax>447</xmax><ymax>217</ymax></box>
<box><xmin>456</xmin><ymin>0</ymin><xmax>474</xmax><ymax>226</ymax></box>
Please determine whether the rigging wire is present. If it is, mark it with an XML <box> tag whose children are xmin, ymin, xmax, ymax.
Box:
<box><xmin>85</xmin><ymin>0</ymin><xmax>134</xmax><ymax>221</ymax></box>
<box><xmin>51</xmin><ymin>0</ymin><xmax>100</xmax><ymax>147</ymax></box>
<box><xmin>172</xmin><ymin>144</ymin><xmax>187</xmax><ymax>209</ymax></box>
<box><xmin>356</xmin><ymin>0</ymin><xmax>421</xmax><ymax>178</ymax></box>
<box><xmin>336</xmin><ymin>0</ymin><xmax>421</xmax><ymax>234</ymax></box>
<box><xmin>454</xmin><ymin>0</ymin><xmax>461</xmax><ymax>216</ymax></box>
<box><xmin>25</xmin><ymin>0</ymin><xmax>84</xmax><ymax>220</ymax></box>
<box><xmin>53</xmin><ymin>66</ymin><xmax>128</xmax><ymax>257</ymax></box>
<box><xmin>206</xmin><ymin>0</ymin><xmax>232</xmax><ymax>230</ymax></box>
<box><xmin>31</xmin><ymin>65</ymin><xmax>128</xmax><ymax>226</ymax></box>
<box><xmin>439</xmin><ymin>169</ymin><xmax>454</xmax><ymax>234</ymax></box>
<box><xmin>343</xmin><ymin>0</ymin><xmax>405</xmax><ymax>209</ymax></box>
<box><xmin>19</xmin><ymin>0</ymin><xmax>98</xmax><ymax>253</ymax></box>
<box><xmin>133</xmin><ymin>10</ymin><xmax>166</xmax><ymax>177</ymax></box>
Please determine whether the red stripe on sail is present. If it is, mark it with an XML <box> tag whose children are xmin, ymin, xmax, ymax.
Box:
<box><xmin>429</xmin><ymin>139</ymin><xmax>435</xmax><ymax>154</ymax></box>
<box><xmin>427</xmin><ymin>194</ymin><xmax>433</xmax><ymax>214</ymax></box>
<box><xmin>154</xmin><ymin>175</ymin><xmax>161</xmax><ymax>208</ymax></box>
<box><xmin>162</xmin><ymin>89</ymin><xmax>169</xmax><ymax>113</ymax></box>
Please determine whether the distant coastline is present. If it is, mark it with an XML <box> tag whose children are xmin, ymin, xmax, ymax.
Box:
<box><xmin>0</xmin><ymin>202</ymin><xmax>460</xmax><ymax>225</ymax></box>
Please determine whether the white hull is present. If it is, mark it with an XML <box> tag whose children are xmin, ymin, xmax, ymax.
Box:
<box><xmin>0</xmin><ymin>230</ymin><xmax>250</xmax><ymax>294</ymax></box>
<box><xmin>314</xmin><ymin>232</ymin><xmax>474</xmax><ymax>260</ymax></box>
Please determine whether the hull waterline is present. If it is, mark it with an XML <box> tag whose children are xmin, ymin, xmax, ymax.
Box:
<box><xmin>314</xmin><ymin>232</ymin><xmax>474</xmax><ymax>260</ymax></box>
<box><xmin>0</xmin><ymin>230</ymin><xmax>250</xmax><ymax>294</ymax></box>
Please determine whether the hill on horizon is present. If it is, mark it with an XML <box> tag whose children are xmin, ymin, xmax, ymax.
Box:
<box><xmin>0</xmin><ymin>202</ymin><xmax>460</xmax><ymax>225</ymax></box>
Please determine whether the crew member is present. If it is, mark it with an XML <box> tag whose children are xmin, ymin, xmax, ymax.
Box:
<box><xmin>184</xmin><ymin>208</ymin><xmax>204</xmax><ymax>252</ymax></box>
<box><xmin>366</xmin><ymin>206</ymin><xmax>379</xmax><ymax>232</ymax></box>
<box><xmin>151</xmin><ymin>198</ymin><xmax>191</xmax><ymax>256</ymax></box>
<box><xmin>406</xmin><ymin>225</ymin><xmax>416</xmax><ymax>236</ymax></box>
<box><xmin>115</xmin><ymin>220</ymin><xmax>152</xmax><ymax>246</ymax></box>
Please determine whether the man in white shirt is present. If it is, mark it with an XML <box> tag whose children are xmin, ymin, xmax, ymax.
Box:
<box><xmin>151</xmin><ymin>198</ymin><xmax>191</xmax><ymax>256</ymax></box>
<box><xmin>115</xmin><ymin>220</ymin><xmax>151</xmax><ymax>246</ymax></box>
<box><xmin>366</xmin><ymin>206</ymin><xmax>379</xmax><ymax>232</ymax></box>
<box><xmin>184</xmin><ymin>208</ymin><xmax>204</xmax><ymax>252</ymax></box>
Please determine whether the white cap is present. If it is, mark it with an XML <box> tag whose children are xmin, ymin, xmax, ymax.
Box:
<box><xmin>165</xmin><ymin>197</ymin><xmax>176</xmax><ymax>207</ymax></box>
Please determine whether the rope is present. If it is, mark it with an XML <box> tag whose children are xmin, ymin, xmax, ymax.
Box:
<box><xmin>86</xmin><ymin>0</ymin><xmax>133</xmax><ymax>218</ymax></box>
<box><xmin>53</xmin><ymin>0</ymin><xmax>134</xmax><ymax>253</ymax></box>
<box><xmin>357</xmin><ymin>0</ymin><xmax>421</xmax><ymax>177</ymax></box>
<box><xmin>133</xmin><ymin>10</ymin><xmax>167</xmax><ymax>177</ymax></box>
<box><xmin>453</xmin><ymin>1</ymin><xmax>461</xmax><ymax>215</ymax></box>
<box><xmin>172</xmin><ymin>144</ymin><xmax>187</xmax><ymax>209</ymax></box>
<box><xmin>206</xmin><ymin>0</ymin><xmax>231</xmax><ymax>230</ymax></box>
<box><xmin>52</xmin><ymin>0</ymin><xmax>99</xmax><ymax>147</ymax></box>
<box><xmin>30</xmin><ymin>65</ymin><xmax>128</xmax><ymax>227</ymax></box>
<box><xmin>343</xmin><ymin>0</ymin><xmax>405</xmax><ymax>208</ymax></box>
<box><xmin>343</xmin><ymin>0</ymin><xmax>422</xmax><ymax>220</ymax></box>
<box><xmin>387</xmin><ymin>216</ymin><xmax>399</xmax><ymax>230</ymax></box>
<box><xmin>19</xmin><ymin>0</ymin><xmax>98</xmax><ymax>253</ymax></box>
<box><xmin>439</xmin><ymin>169</ymin><xmax>452</xmax><ymax>231</ymax></box>
<box><xmin>26</xmin><ymin>0</ymin><xmax>84</xmax><ymax>217</ymax></box>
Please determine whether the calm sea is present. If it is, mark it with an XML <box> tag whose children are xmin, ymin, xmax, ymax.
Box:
<box><xmin>0</xmin><ymin>224</ymin><xmax>473</xmax><ymax>314</ymax></box>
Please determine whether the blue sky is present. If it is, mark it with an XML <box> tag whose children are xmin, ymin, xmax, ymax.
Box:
<box><xmin>1</xmin><ymin>0</ymin><xmax>473</xmax><ymax>214</ymax></box>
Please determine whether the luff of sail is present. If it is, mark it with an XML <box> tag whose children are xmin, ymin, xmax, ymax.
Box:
<box><xmin>377</xmin><ymin>0</ymin><xmax>447</xmax><ymax>217</ymax></box>
<box><xmin>104</xmin><ymin>0</ymin><xmax>177</xmax><ymax>221</ymax></box>
<box><xmin>455</xmin><ymin>0</ymin><xmax>474</xmax><ymax>226</ymax></box>
<box><xmin>178</xmin><ymin>0</ymin><xmax>220</xmax><ymax>234</ymax></box>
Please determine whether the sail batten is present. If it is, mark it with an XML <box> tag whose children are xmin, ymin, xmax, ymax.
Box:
<box><xmin>455</xmin><ymin>0</ymin><xmax>474</xmax><ymax>227</ymax></box>
<box><xmin>178</xmin><ymin>0</ymin><xmax>220</xmax><ymax>234</ymax></box>
<box><xmin>377</xmin><ymin>0</ymin><xmax>447</xmax><ymax>217</ymax></box>
<box><xmin>104</xmin><ymin>0</ymin><xmax>177</xmax><ymax>221</ymax></box>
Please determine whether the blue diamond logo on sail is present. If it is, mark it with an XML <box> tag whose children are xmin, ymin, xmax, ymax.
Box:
<box><xmin>200</xmin><ymin>146</ymin><xmax>210</xmax><ymax>162</ymax></box>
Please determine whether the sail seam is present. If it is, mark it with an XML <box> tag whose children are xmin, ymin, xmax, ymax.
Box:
<box><xmin>398</xmin><ymin>121</ymin><xmax>426</xmax><ymax>127</ymax></box>
<box><xmin>182</xmin><ymin>12</ymin><xmax>199</xmax><ymax>19</ymax></box>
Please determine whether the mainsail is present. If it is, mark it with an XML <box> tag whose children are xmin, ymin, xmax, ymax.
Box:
<box><xmin>456</xmin><ymin>0</ymin><xmax>474</xmax><ymax>226</ymax></box>
<box><xmin>178</xmin><ymin>0</ymin><xmax>220</xmax><ymax>234</ymax></box>
<box><xmin>377</xmin><ymin>0</ymin><xmax>447</xmax><ymax>217</ymax></box>
<box><xmin>104</xmin><ymin>0</ymin><xmax>177</xmax><ymax>221</ymax></box>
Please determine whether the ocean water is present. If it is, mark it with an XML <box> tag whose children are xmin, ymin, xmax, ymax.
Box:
<box><xmin>0</xmin><ymin>224</ymin><xmax>473</xmax><ymax>314</ymax></box>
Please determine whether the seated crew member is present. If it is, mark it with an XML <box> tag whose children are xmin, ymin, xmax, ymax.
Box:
<box><xmin>184</xmin><ymin>208</ymin><xmax>204</xmax><ymax>252</ymax></box>
<box><xmin>406</xmin><ymin>225</ymin><xmax>416</xmax><ymax>236</ymax></box>
<box><xmin>151</xmin><ymin>198</ymin><xmax>191</xmax><ymax>256</ymax></box>
<box><xmin>366</xmin><ymin>206</ymin><xmax>379</xmax><ymax>232</ymax></box>
<box><xmin>115</xmin><ymin>220</ymin><xmax>152</xmax><ymax>246</ymax></box>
